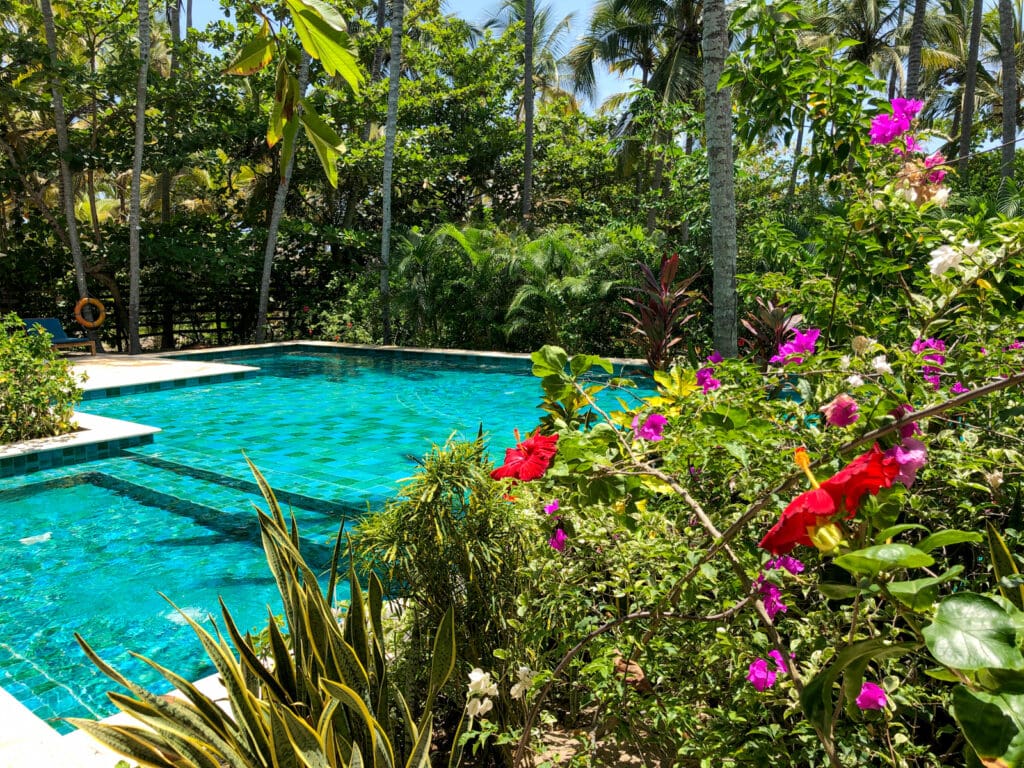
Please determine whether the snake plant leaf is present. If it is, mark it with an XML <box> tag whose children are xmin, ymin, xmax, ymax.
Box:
<box><xmin>424</xmin><ymin>606</ymin><xmax>456</xmax><ymax>716</ymax></box>
<box><xmin>64</xmin><ymin>720</ymin><xmax>186</xmax><ymax>767</ymax></box>
<box><xmin>277</xmin><ymin>703</ymin><xmax>329</xmax><ymax>768</ymax></box>
<box><xmin>989</xmin><ymin>521</ymin><xmax>1024</xmax><ymax>611</ymax></box>
<box><xmin>267</xmin><ymin>608</ymin><xmax>298</xmax><ymax>698</ymax></box>
<box><xmin>924</xmin><ymin>592</ymin><xmax>1024</xmax><ymax>671</ymax></box>
<box><xmin>104</xmin><ymin>695</ymin><xmax>226</xmax><ymax>768</ymax></box>
<box><xmin>405</xmin><ymin>713</ymin><xmax>433</xmax><ymax>768</ymax></box>
<box><xmin>218</xmin><ymin>598</ymin><xmax>292</xmax><ymax>705</ymax></box>
<box><xmin>268</xmin><ymin>705</ymin><xmax>300</xmax><ymax>768</ymax></box>
<box><xmin>130</xmin><ymin>654</ymin><xmax>236</xmax><ymax>744</ymax></box>
<box><xmin>246</xmin><ymin>455</ymin><xmax>283</xmax><ymax>524</ymax></box>
<box><xmin>345</xmin><ymin>561</ymin><xmax>371</xmax><ymax>670</ymax></box>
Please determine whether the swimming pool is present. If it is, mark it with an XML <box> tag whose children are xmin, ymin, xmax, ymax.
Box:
<box><xmin>0</xmin><ymin>346</ymin><xmax>643</xmax><ymax>731</ymax></box>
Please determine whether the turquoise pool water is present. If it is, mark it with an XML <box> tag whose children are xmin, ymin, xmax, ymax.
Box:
<box><xmin>0</xmin><ymin>347</ymin><xmax>644</xmax><ymax>732</ymax></box>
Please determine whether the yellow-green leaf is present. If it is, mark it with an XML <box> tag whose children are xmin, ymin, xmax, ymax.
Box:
<box><xmin>224</xmin><ymin>29</ymin><xmax>274</xmax><ymax>76</ymax></box>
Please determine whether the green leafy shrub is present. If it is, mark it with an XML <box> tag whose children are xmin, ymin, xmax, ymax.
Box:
<box><xmin>0</xmin><ymin>313</ymin><xmax>81</xmax><ymax>443</ymax></box>
<box><xmin>70</xmin><ymin>462</ymin><xmax>457</xmax><ymax>768</ymax></box>
<box><xmin>354</xmin><ymin>436</ymin><xmax>536</xmax><ymax>691</ymax></box>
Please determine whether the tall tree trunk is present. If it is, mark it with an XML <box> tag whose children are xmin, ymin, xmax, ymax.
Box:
<box><xmin>905</xmin><ymin>0</ymin><xmax>927</xmax><ymax>98</ymax></box>
<box><xmin>380</xmin><ymin>0</ymin><xmax>404</xmax><ymax>345</ymax></box>
<box><xmin>702</xmin><ymin>0</ymin><xmax>738</xmax><ymax>358</ymax></box>
<box><xmin>788</xmin><ymin>117</ymin><xmax>805</xmax><ymax>198</ymax></box>
<box><xmin>186</xmin><ymin>0</ymin><xmax>192</xmax><ymax>33</ymax></box>
<box><xmin>999</xmin><ymin>0</ymin><xmax>1017</xmax><ymax>180</ymax></box>
<box><xmin>128</xmin><ymin>0</ymin><xmax>152</xmax><ymax>354</ymax></box>
<box><xmin>959</xmin><ymin>0</ymin><xmax>984</xmax><ymax>174</ymax></box>
<box><xmin>255</xmin><ymin>54</ymin><xmax>310</xmax><ymax>344</ymax></box>
<box><xmin>40</xmin><ymin>0</ymin><xmax>90</xmax><ymax>306</ymax></box>
<box><xmin>522</xmin><ymin>0</ymin><xmax>535</xmax><ymax>224</ymax></box>
<box><xmin>160</xmin><ymin>0</ymin><xmax>181</xmax><ymax>226</ymax></box>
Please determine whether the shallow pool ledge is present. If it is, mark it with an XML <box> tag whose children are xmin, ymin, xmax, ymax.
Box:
<box><xmin>0</xmin><ymin>413</ymin><xmax>160</xmax><ymax>478</ymax></box>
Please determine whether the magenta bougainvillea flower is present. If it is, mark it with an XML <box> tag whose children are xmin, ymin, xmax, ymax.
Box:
<box><xmin>632</xmin><ymin>413</ymin><xmax>668</xmax><ymax>441</ymax></box>
<box><xmin>886</xmin><ymin>438</ymin><xmax>928</xmax><ymax>488</ymax></box>
<box><xmin>746</xmin><ymin>658</ymin><xmax>776</xmax><ymax>691</ymax></box>
<box><xmin>856</xmin><ymin>682</ymin><xmax>888</xmax><ymax>710</ymax></box>
<box><xmin>770</xmin><ymin>328</ymin><xmax>821</xmax><ymax>365</ymax></box>
<box><xmin>548</xmin><ymin>528</ymin><xmax>567</xmax><ymax>552</ymax></box>
<box><xmin>707</xmin><ymin>350</ymin><xmax>724</xmax><ymax>364</ymax></box>
<box><xmin>870</xmin><ymin>98</ymin><xmax>923</xmax><ymax>144</ymax></box>
<box><xmin>544</xmin><ymin>499</ymin><xmax>560</xmax><ymax>515</ymax></box>
<box><xmin>768</xmin><ymin>649</ymin><xmax>793</xmax><ymax>672</ymax></box>
<box><xmin>696</xmin><ymin>367</ymin><xmax>721</xmax><ymax>394</ymax></box>
<box><xmin>766</xmin><ymin>555</ymin><xmax>805</xmax><ymax>575</ymax></box>
<box><xmin>924</xmin><ymin>152</ymin><xmax>947</xmax><ymax>183</ymax></box>
<box><xmin>757</xmin><ymin>579</ymin><xmax>788</xmax><ymax>621</ymax></box>
<box><xmin>490</xmin><ymin>432</ymin><xmax>559</xmax><ymax>482</ymax></box>
<box><xmin>821</xmin><ymin>393</ymin><xmax>860</xmax><ymax>427</ymax></box>
<box><xmin>950</xmin><ymin>381</ymin><xmax>968</xmax><ymax>394</ymax></box>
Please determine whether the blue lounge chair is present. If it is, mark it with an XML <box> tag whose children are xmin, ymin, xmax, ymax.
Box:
<box><xmin>22</xmin><ymin>317</ymin><xmax>96</xmax><ymax>355</ymax></box>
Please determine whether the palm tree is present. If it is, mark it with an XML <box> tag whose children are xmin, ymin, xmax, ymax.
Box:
<box><xmin>128</xmin><ymin>0</ymin><xmax>152</xmax><ymax>354</ymax></box>
<box><xmin>803</xmin><ymin>0</ymin><xmax>904</xmax><ymax>89</ymax></box>
<box><xmin>702</xmin><ymin>0</ymin><xmax>737</xmax><ymax>358</ymax></box>
<box><xmin>380</xmin><ymin>0</ymin><xmax>405</xmax><ymax>344</ymax></box>
<box><xmin>523</xmin><ymin>0</ymin><xmax>535</xmax><ymax>223</ymax></box>
<box><xmin>39</xmin><ymin>0</ymin><xmax>92</xmax><ymax>317</ymax></box>
<box><xmin>959</xmin><ymin>0</ymin><xmax>985</xmax><ymax>172</ymax></box>
<box><xmin>906</xmin><ymin>0</ymin><xmax>929</xmax><ymax>97</ymax></box>
<box><xmin>998</xmin><ymin>0</ymin><xmax>1017</xmax><ymax>179</ymax></box>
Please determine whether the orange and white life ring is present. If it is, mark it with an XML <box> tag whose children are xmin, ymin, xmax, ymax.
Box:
<box><xmin>74</xmin><ymin>297</ymin><xmax>106</xmax><ymax>329</ymax></box>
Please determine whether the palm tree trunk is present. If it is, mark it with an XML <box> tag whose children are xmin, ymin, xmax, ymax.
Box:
<box><xmin>128</xmin><ymin>0</ymin><xmax>152</xmax><ymax>354</ymax></box>
<box><xmin>40</xmin><ymin>0</ymin><xmax>90</xmax><ymax>306</ymax></box>
<box><xmin>522</xmin><ymin>0</ymin><xmax>535</xmax><ymax>225</ymax></box>
<box><xmin>788</xmin><ymin>117</ymin><xmax>805</xmax><ymax>198</ymax></box>
<box><xmin>959</xmin><ymin>0</ymin><xmax>984</xmax><ymax>174</ymax></box>
<box><xmin>702</xmin><ymin>0</ymin><xmax>738</xmax><ymax>358</ymax></box>
<box><xmin>906</xmin><ymin>0</ymin><xmax>927</xmax><ymax>98</ymax></box>
<box><xmin>380</xmin><ymin>0</ymin><xmax>405</xmax><ymax>345</ymax></box>
<box><xmin>255</xmin><ymin>54</ymin><xmax>310</xmax><ymax>344</ymax></box>
<box><xmin>999</xmin><ymin>0</ymin><xmax>1017</xmax><ymax>180</ymax></box>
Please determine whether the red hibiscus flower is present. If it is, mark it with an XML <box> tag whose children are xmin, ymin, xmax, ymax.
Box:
<box><xmin>759</xmin><ymin>444</ymin><xmax>899</xmax><ymax>555</ymax></box>
<box><xmin>759</xmin><ymin>488</ymin><xmax>837</xmax><ymax>555</ymax></box>
<box><xmin>821</xmin><ymin>444</ymin><xmax>898</xmax><ymax>517</ymax></box>
<box><xmin>491</xmin><ymin>431</ymin><xmax>559</xmax><ymax>482</ymax></box>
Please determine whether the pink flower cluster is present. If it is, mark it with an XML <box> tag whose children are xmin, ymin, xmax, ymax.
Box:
<box><xmin>912</xmin><ymin>337</ymin><xmax>946</xmax><ymax>390</ymax></box>
<box><xmin>869</xmin><ymin>98</ymin><xmax>923</xmax><ymax>145</ymax></box>
<box><xmin>633</xmin><ymin>413</ymin><xmax>667</xmax><ymax>441</ymax></box>
<box><xmin>770</xmin><ymin>328</ymin><xmax>820</xmax><ymax>366</ymax></box>
<box><xmin>697</xmin><ymin>350</ymin><xmax>723</xmax><ymax>393</ymax></box>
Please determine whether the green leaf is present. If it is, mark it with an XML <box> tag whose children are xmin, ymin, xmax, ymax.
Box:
<box><xmin>918</xmin><ymin>530</ymin><xmax>983</xmax><ymax>552</ymax></box>
<box><xmin>924</xmin><ymin>593</ymin><xmax>1024</xmax><ymax>671</ymax></box>
<box><xmin>569</xmin><ymin>353</ymin><xmax>612</xmax><ymax>376</ymax></box>
<box><xmin>224</xmin><ymin>29</ymin><xmax>274</xmax><ymax>76</ymax></box>
<box><xmin>989</xmin><ymin>522</ymin><xmax>1024</xmax><ymax>611</ymax></box>
<box><xmin>834</xmin><ymin>543</ymin><xmax>934</xmax><ymax>576</ymax></box>
<box><xmin>300</xmin><ymin>103</ymin><xmax>343</xmax><ymax>187</ymax></box>
<box><xmin>279</xmin><ymin>115</ymin><xmax>301</xmax><ymax>182</ymax></box>
<box><xmin>887</xmin><ymin>566</ymin><xmax>964</xmax><ymax>611</ymax></box>
<box><xmin>874</xmin><ymin>523</ymin><xmax>929</xmax><ymax>542</ymax></box>
<box><xmin>531</xmin><ymin>345</ymin><xmax>569</xmax><ymax>378</ymax></box>
<box><xmin>801</xmin><ymin>639</ymin><xmax>916</xmax><ymax>735</ymax></box>
<box><xmin>817</xmin><ymin>582</ymin><xmax>869</xmax><ymax>600</ymax></box>
<box><xmin>285</xmin><ymin>1</ymin><xmax>362</xmax><ymax>91</ymax></box>
<box><xmin>952</xmin><ymin>686</ymin><xmax>1024</xmax><ymax>766</ymax></box>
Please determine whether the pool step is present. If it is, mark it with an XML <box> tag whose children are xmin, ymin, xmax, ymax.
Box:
<box><xmin>123</xmin><ymin>444</ymin><xmax>394</xmax><ymax>514</ymax></box>
<box><xmin>95</xmin><ymin>458</ymin><xmax>339</xmax><ymax>568</ymax></box>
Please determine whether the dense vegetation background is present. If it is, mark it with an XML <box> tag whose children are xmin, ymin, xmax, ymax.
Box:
<box><xmin>1</xmin><ymin>0</ymin><xmax>1018</xmax><ymax>359</ymax></box>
